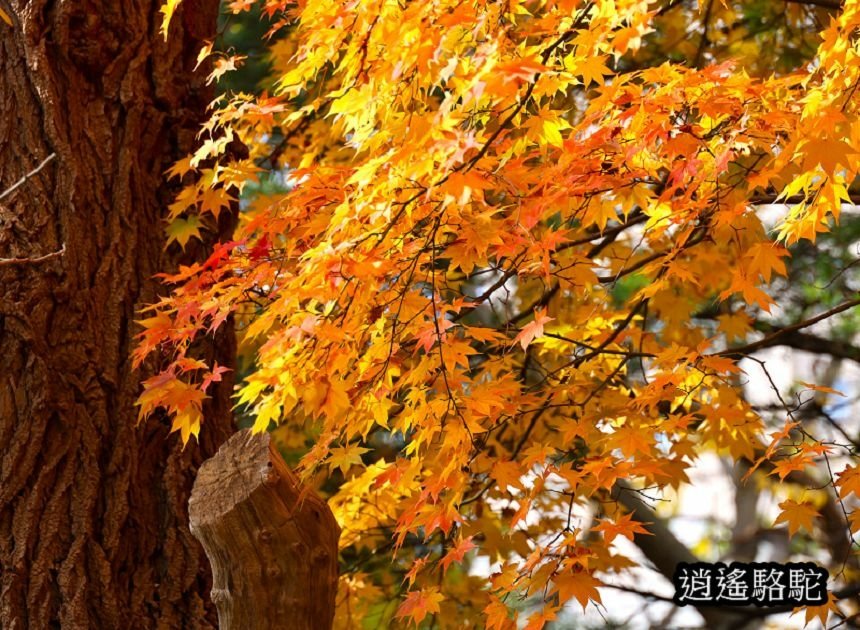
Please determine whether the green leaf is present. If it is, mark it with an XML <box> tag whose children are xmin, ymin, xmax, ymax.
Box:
<box><xmin>166</xmin><ymin>216</ymin><xmax>202</xmax><ymax>249</ymax></box>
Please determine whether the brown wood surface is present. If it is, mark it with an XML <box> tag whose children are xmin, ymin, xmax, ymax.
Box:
<box><xmin>190</xmin><ymin>430</ymin><xmax>340</xmax><ymax>630</ymax></box>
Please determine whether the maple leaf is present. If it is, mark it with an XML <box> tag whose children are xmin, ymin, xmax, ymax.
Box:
<box><xmin>791</xmin><ymin>592</ymin><xmax>839</xmax><ymax>628</ymax></box>
<box><xmin>403</xmin><ymin>556</ymin><xmax>429</xmax><ymax>588</ymax></box>
<box><xmin>207</xmin><ymin>55</ymin><xmax>246</xmax><ymax>85</ymax></box>
<box><xmin>484</xmin><ymin>596</ymin><xmax>517</xmax><ymax>630</ymax></box>
<box><xmin>592</xmin><ymin>512</ymin><xmax>652</xmax><ymax>546</ymax></box>
<box><xmin>200</xmin><ymin>187</ymin><xmax>233</xmax><ymax>219</ymax></box>
<box><xmin>328</xmin><ymin>445</ymin><xmax>370</xmax><ymax>475</ymax></box>
<box><xmin>440</xmin><ymin>535</ymin><xmax>477</xmax><ymax>573</ymax></box>
<box><xmin>395</xmin><ymin>588</ymin><xmax>444</xmax><ymax>626</ymax></box>
<box><xmin>552</xmin><ymin>569</ymin><xmax>602</xmax><ymax>611</ymax></box>
<box><xmin>571</xmin><ymin>55</ymin><xmax>612</xmax><ymax>87</ymax></box>
<box><xmin>801</xmin><ymin>138</ymin><xmax>856</xmax><ymax>173</ymax></box>
<box><xmin>771</xmin><ymin>455</ymin><xmax>812</xmax><ymax>481</ymax></box>
<box><xmin>166</xmin><ymin>216</ymin><xmax>202</xmax><ymax>249</ymax></box>
<box><xmin>836</xmin><ymin>465</ymin><xmax>860</xmax><ymax>500</ymax></box>
<box><xmin>166</xmin><ymin>156</ymin><xmax>194</xmax><ymax>181</ymax></box>
<box><xmin>514</xmin><ymin>308</ymin><xmax>554</xmax><ymax>351</ymax></box>
<box><xmin>171</xmin><ymin>406</ymin><xmax>202</xmax><ymax>445</ymax></box>
<box><xmin>774</xmin><ymin>499</ymin><xmax>818</xmax><ymax>536</ymax></box>
<box><xmin>200</xmin><ymin>363</ymin><xmax>229</xmax><ymax>392</ymax></box>
<box><xmin>524</xmin><ymin>607</ymin><xmax>558</xmax><ymax>630</ymax></box>
<box><xmin>798</xmin><ymin>381</ymin><xmax>846</xmax><ymax>397</ymax></box>
<box><xmin>415</xmin><ymin>317</ymin><xmax>455</xmax><ymax>353</ymax></box>
<box><xmin>745</xmin><ymin>243</ymin><xmax>789</xmax><ymax>282</ymax></box>
<box><xmin>849</xmin><ymin>510</ymin><xmax>860</xmax><ymax>533</ymax></box>
<box><xmin>717</xmin><ymin>312</ymin><xmax>752</xmax><ymax>342</ymax></box>
<box><xmin>491</xmin><ymin>460</ymin><xmax>524</xmax><ymax>493</ymax></box>
<box><xmin>609</xmin><ymin>425</ymin><xmax>653</xmax><ymax>459</ymax></box>
<box><xmin>496</xmin><ymin>56</ymin><xmax>547</xmax><ymax>83</ymax></box>
<box><xmin>195</xmin><ymin>41</ymin><xmax>213</xmax><ymax>71</ymax></box>
<box><xmin>134</xmin><ymin>1</ymin><xmax>860</xmax><ymax>625</ymax></box>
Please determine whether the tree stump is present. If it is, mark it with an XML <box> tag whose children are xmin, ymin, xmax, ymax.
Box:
<box><xmin>189</xmin><ymin>430</ymin><xmax>340</xmax><ymax>629</ymax></box>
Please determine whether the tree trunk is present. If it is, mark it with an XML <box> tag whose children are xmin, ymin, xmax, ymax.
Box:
<box><xmin>189</xmin><ymin>430</ymin><xmax>340</xmax><ymax>630</ymax></box>
<box><xmin>0</xmin><ymin>1</ymin><xmax>234</xmax><ymax>628</ymax></box>
<box><xmin>614</xmin><ymin>481</ymin><xmax>754</xmax><ymax>630</ymax></box>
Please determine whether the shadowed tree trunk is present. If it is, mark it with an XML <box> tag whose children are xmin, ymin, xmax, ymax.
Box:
<box><xmin>0</xmin><ymin>1</ymin><xmax>234</xmax><ymax>627</ymax></box>
<box><xmin>614</xmin><ymin>481</ymin><xmax>753</xmax><ymax>629</ymax></box>
<box><xmin>189</xmin><ymin>430</ymin><xmax>341</xmax><ymax>630</ymax></box>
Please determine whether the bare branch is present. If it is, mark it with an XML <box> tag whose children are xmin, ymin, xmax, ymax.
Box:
<box><xmin>0</xmin><ymin>153</ymin><xmax>56</xmax><ymax>203</ymax></box>
<box><xmin>752</xmin><ymin>327</ymin><xmax>860</xmax><ymax>364</ymax></box>
<box><xmin>0</xmin><ymin>244</ymin><xmax>66</xmax><ymax>268</ymax></box>
<box><xmin>717</xmin><ymin>297</ymin><xmax>860</xmax><ymax>358</ymax></box>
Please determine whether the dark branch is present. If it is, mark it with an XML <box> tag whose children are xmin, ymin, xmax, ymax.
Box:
<box><xmin>717</xmin><ymin>297</ymin><xmax>860</xmax><ymax>359</ymax></box>
<box><xmin>783</xmin><ymin>0</ymin><xmax>843</xmax><ymax>10</ymax></box>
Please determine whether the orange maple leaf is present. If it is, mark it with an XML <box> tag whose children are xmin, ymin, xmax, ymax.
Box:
<box><xmin>514</xmin><ymin>308</ymin><xmax>554</xmax><ymax>351</ymax></box>
<box><xmin>775</xmin><ymin>499</ymin><xmax>818</xmax><ymax>537</ymax></box>
<box><xmin>592</xmin><ymin>512</ymin><xmax>652</xmax><ymax>546</ymax></box>
<box><xmin>552</xmin><ymin>568</ymin><xmax>602</xmax><ymax>611</ymax></box>
<box><xmin>395</xmin><ymin>588</ymin><xmax>444</xmax><ymax>626</ymax></box>
<box><xmin>440</xmin><ymin>535</ymin><xmax>477</xmax><ymax>573</ymax></box>
<box><xmin>791</xmin><ymin>592</ymin><xmax>839</xmax><ymax>628</ymax></box>
<box><xmin>836</xmin><ymin>465</ymin><xmax>860</xmax><ymax>500</ymax></box>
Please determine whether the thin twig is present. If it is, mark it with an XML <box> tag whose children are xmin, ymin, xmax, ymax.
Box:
<box><xmin>0</xmin><ymin>243</ymin><xmax>66</xmax><ymax>267</ymax></box>
<box><xmin>0</xmin><ymin>153</ymin><xmax>56</xmax><ymax>203</ymax></box>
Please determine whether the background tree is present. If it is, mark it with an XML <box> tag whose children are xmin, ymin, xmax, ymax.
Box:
<box><xmin>142</xmin><ymin>0</ymin><xmax>860</xmax><ymax>628</ymax></box>
<box><xmin>0</xmin><ymin>1</ymin><xmax>235</xmax><ymax>627</ymax></box>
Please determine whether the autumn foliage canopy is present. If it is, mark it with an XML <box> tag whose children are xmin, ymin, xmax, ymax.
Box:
<box><xmin>137</xmin><ymin>0</ymin><xmax>860</xmax><ymax>626</ymax></box>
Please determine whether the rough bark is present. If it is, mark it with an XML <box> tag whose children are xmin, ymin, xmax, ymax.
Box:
<box><xmin>0</xmin><ymin>1</ymin><xmax>233</xmax><ymax>628</ymax></box>
<box><xmin>189</xmin><ymin>430</ymin><xmax>341</xmax><ymax>630</ymax></box>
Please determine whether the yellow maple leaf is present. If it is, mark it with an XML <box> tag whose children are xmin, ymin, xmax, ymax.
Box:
<box><xmin>171</xmin><ymin>406</ymin><xmax>202</xmax><ymax>444</ymax></box>
<box><xmin>492</xmin><ymin>459</ymin><xmax>524</xmax><ymax>493</ymax></box>
<box><xmin>568</xmin><ymin>54</ymin><xmax>612</xmax><ymax>87</ymax></box>
<box><xmin>798</xmin><ymin>381</ymin><xmax>846</xmax><ymax>397</ymax></box>
<box><xmin>328</xmin><ymin>444</ymin><xmax>370</xmax><ymax>475</ymax></box>
<box><xmin>717</xmin><ymin>312</ymin><xmax>752</xmax><ymax>342</ymax></box>
<box><xmin>484</xmin><ymin>596</ymin><xmax>517</xmax><ymax>630</ymax></box>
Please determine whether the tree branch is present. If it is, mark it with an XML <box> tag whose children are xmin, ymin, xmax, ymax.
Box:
<box><xmin>717</xmin><ymin>297</ymin><xmax>860</xmax><ymax>359</ymax></box>
<box><xmin>748</xmin><ymin>191</ymin><xmax>860</xmax><ymax>205</ymax></box>
<box><xmin>0</xmin><ymin>153</ymin><xmax>56</xmax><ymax>203</ymax></box>
<box><xmin>0</xmin><ymin>243</ymin><xmax>66</xmax><ymax>267</ymax></box>
<box><xmin>751</xmin><ymin>326</ymin><xmax>860</xmax><ymax>364</ymax></box>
